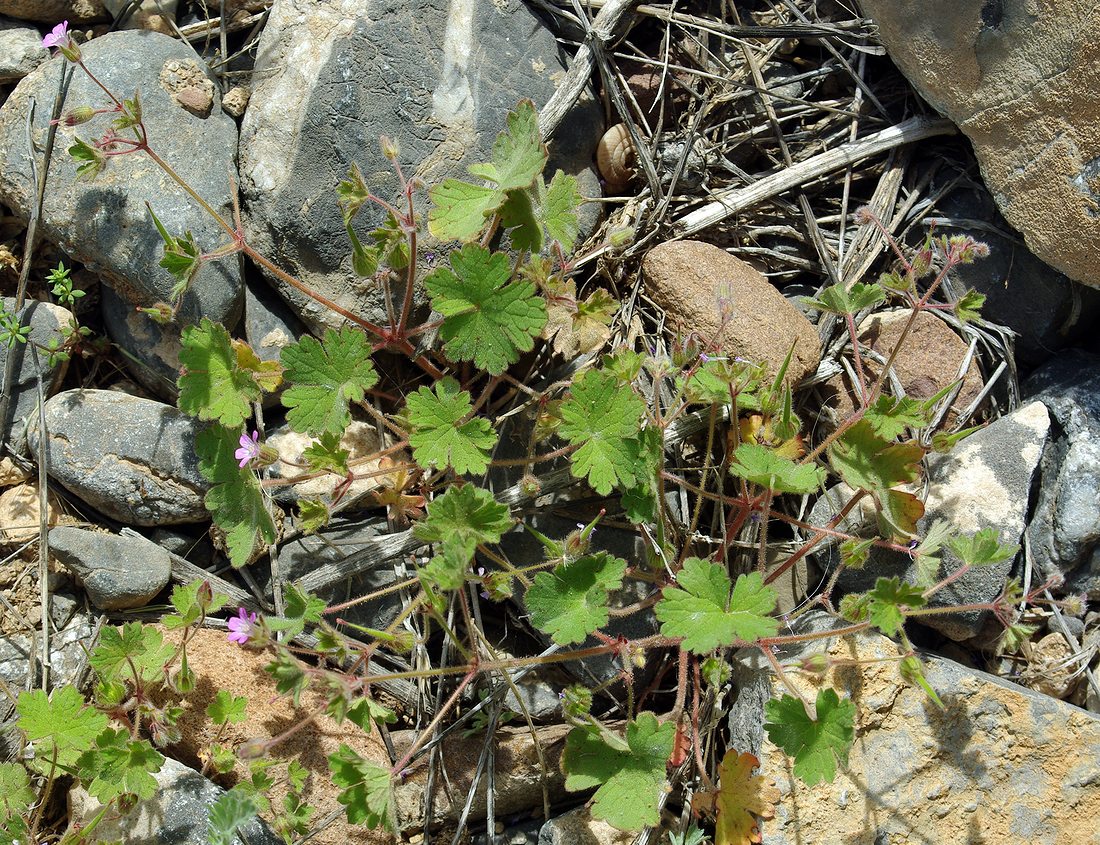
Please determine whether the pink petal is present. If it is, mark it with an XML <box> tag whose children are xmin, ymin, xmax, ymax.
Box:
<box><xmin>43</xmin><ymin>21</ymin><xmax>69</xmax><ymax>48</ymax></box>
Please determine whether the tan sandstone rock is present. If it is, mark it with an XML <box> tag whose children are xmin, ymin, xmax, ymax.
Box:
<box><xmin>641</xmin><ymin>240</ymin><xmax>821</xmax><ymax>386</ymax></box>
<box><xmin>861</xmin><ymin>0</ymin><xmax>1100</xmax><ymax>287</ymax></box>
<box><xmin>738</xmin><ymin>620</ymin><xmax>1100</xmax><ymax>844</ymax></box>
<box><xmin>162</xmin><ymin>627</ymin><xmax>392</xmax><ymax>845</ymax></box>
<box><xmin>821</xmin><ymin>308</ymin><xmax>984</xmax><ymax>428</ymax></box>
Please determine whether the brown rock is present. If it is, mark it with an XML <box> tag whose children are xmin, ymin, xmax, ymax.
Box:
<box><xmin>641</xmin><ymin>240</ymin><xmax>821</xmax><ymax>385</ymax></box>
<box><xmin>164</xmin><ymin>627</ymin><xmax>392</xmax><ymax>845</ymax></box>
<box><xmin>821</xmin><ymin>308</ymin><xmax>984</xmax><ymax>427</ymax></box>
<box><xmin>392</xmin><ymin>722</ymin><xmax>571</xmax><ymax>832</ymax></box>
<box><xmin>0</xmin><ymin>0</ymin><xmax>106</xmax><ymax>22</ymax></box>
<box><xmin>745</xmin><ymin>623</ymin><xmax>1100</xmax><ymax>843</ymax></box>
<box><xmin>860</xmin><ymin>0</ymin><xmax>1100</xmax><ymax>288</ymax></box>
<box><xmin>0</xmin><ymin>481</ymin><xmax>65</xmax><ymax>542</ymax></box>
<box><xmin>1020</xmin><ymin>632</ymin><xmax>1080</xmax><ymax>700</ymax></box>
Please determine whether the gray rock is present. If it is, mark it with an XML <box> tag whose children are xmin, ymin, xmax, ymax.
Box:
<box><xmin>0</xmin><ymin>297</ymin><xmax>72</xmax><ymax>453</ymax></box>
<box><xmin>68</xmin><ymin>756</ymin><xmax>281</xmax><ymax>845</ymax></box>
<box><xmin>275</xmin><ymin>517</ymin><xmax>404</xmax><ymax>632</ymax></box>
<box><xmin>538</xmin><ymin>806</ymin><xmax>635</xmax><ymax>845</ymax></box>
<box><xmin>49</xmin><ymin>526</ymin><xmax>171</xmax><ymax>610</ymax></box>
<box><xmin>244</xmin><ymin>275</ymin><xmax>303</xmax><ymax>365</ymax></box>
<box><xmin>100</xmin><ymin>283</ymin><xmax>181</xmax><ymax>402</ymax></box>
<box><xmin>729</xmin><ymin>611</ymin><xmax>1100</xmax><ymax>845</ymax></box>
<box><xmin>0</xmin><ymin>17</ymin><xmax>48</xmax><ymax>82</ymax></box>
<box><xmin>238</xmin><ymin>0</ymin><xmax>602</xmax><ymax>334</ymax></box>
<box><xmin>0</xmin><ymin>31</ymin><xmax>242</xmax><ymax>326</ymax></box>
<box><xmin>473</xmin><ymin>817</ymin><xmax>543</xmax><ymax>845</ymax></box>
<box><xmin>0</xmin><ymin>613</ymin><xmax>94</xmax><ymax>692</ymax></box>
<box><xmin>28</xmin><ymin>389</ymin><xmax>208</xmax><ymax>525</ymax></box>
<box><xmin>810</xmin><ymin>401</ymin><xmax>1050</xmax><ymax>640</ymax></box>
<box><xmin>932</xmin><ymin>181</ymin><xmax>1100</xmax><ymax>366</ymax></box>
<box><xmin>860</xmin><ymin>0</ymin><xmax>1100</xmax><ymax>289</ymax></box>
<box><xmin>1024</xmin><ymin>350</ymin><xmax>1100</xmax><ymax>594</ymax></box>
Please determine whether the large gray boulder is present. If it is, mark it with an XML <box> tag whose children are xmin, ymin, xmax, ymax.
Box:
<box><xmin>1024</xmin><ymin>351</ymin><xmax>1100</xmax><ymax>597</ymax></box>
<box><xmin>238</xmin><ymin>0</ymin><xmax>602</xmax><ymax>334</ymax></box>
<box><xmin>48</xmin><ymin>526</ymin><xmax>172</xmax><ymax>609</ymax></box>
<box><xmin>28</xmin><ymin>389</ymin><xmax>209</xmax><ymax>525</ymax></box>
<box><xmin>68</xmin><ymin>757</ymin><xmax>281</xmax><ymax>845</ymax></box>
<box><xmin>810</xmin><ymin>401</ymin><xmax>1050</xmax><ymax>641</ymax></box>
<box><xmin>861</xmin><ymin>0</ymin><xmax>1100</xmax><ymax>288</ymax></box>
<box><xmin>0</xmin><ymin>31</ymin><xmax>242</xmax><ymax>326</ymax></box>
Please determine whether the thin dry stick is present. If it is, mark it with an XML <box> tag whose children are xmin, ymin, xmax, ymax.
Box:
<box><xmin>32</xmin><ymin>355</ymin><xmax>49</xmax><ymax>690</ymax></box>
<box><xmin>538</xmin><ymin>0</ymin><xmax>637</xmax><ymax>140</ymax></box>
<box><xmin>675</xmin><ymin>117</ymin><xmax>956</xmax><ymax>235</ymax></box>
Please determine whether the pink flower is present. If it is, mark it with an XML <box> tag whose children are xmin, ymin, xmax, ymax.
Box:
<box><xmin>42</xmin><ymin>20</ymin><xmax>69</xmax><ymax>49</ymax></box>
<box><xmin>227</xmin><ymin>607</ymin><xmax>258</xmax><ymax>644</ymax></box>
<box><xmin>235</xmin><ymin>430</ymin><xmax>260</xmax><ymax>468</ymax></box>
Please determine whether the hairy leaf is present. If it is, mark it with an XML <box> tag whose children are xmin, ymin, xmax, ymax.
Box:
<box><xmin>178</xmin><ymin>319</ymin><xmax>262</xmax><ymax>427</ymax></box>
<box><xmin>428</xmin><ymin>100</ymin><xmax>546</xmax><ymax>241</ymax></box>
<box><xmin>17</xmin><ymin>686</ymin><xmax>108</xmax><ymax>773</ymax></box>
<box><xmin>414</xmin><ymin>485</ymin><xmax>512</xmax><ymax>591</ymax></box>
<box><xmin>425</xmin><ymin>245</ymin><xmax>546</xmax><ymax>375</ymax></box>
<box><xmin>525</xmin><ymin>552</ymin><xmax>627</xmax><ymax>645</ymax></box>
<box><xmin>542</xmin><ymin>170</ymin><xmax>583</xmax><ymax>253</ymax></box>
<box><xmin>208</xmin><ymin>787</ymin><xmax>260</xmax><ymax>845</ymax></box>
<box><xmin>197</xmin><ymin>426</ymin><xmax>277</xmax><ymax>567</ymax></box>
<box><xmin>799</xmin><ymin>282</ymin><xmax>884</xmax><ymax>315</ymax></box>
<box><xmin>656</xmin><ymin>559</ymin><xmax>778</xmax><ymax>652</ymax></box>
<box><xmin>764</xmin><ymin>689</ymin><xmax>854</xmax><ymax>786</ymax></box>
<box><xmin>863</xmin><ymin>394</ymin><xmax>930</xmax><ymax>441</ymax></box>
<box><xmin>947</xmin><ymin>528</ymin><xmax>1019</xmax><ymax>568</ymax></box>
<box><xmin>954</xmin><ymin>289</ymin><xmax>986</xmax><ymax>323</ymax></box>
<box><xmin>827</xmin><ymin>420</ymin><xmax>923</xmax><ymax>493</ymax></box>
<box><xmin>866</xmin><ymin>576</ymin><xmax>926</xmax><ymax>637</ymax></box>
<box><xmin>558</xmin><ymin>369</ymin><xmax>647</xmax><ymax>495</ymax></box>
<box><xmin>407</xmin><ymin>378</ymin><xmax>497</xmax><ymax>475</ymax></box>
<box><xmin>329</xmin><ymin>744</ymin><xmax>394</xmax><ymax>831</ymax></box>
<box><xmin>301</xmin><ymin>431</ymin><xmax>350</xmax><ymax>475</ymax></box>
<box><xmin>281</xmin><ymin>327</ymin><xmax>378</xmax><ymax>436</ymax></box>
<box><xmin>89</xmin><ymin>622</ymin><xmax>174</xmax><ymax>684</ymax></box>
<box><xmin>0</xmin><ymin>762</ymin><xmax>34</xmax><ymax>819</ymax></box>
<box><xmin>562</xmin><ymin>713</ymin><xmax>676</xmax><ymax>831</ymax></box>
<box><xmin>207</xmin><ymin>689</ymin><xmax>248</xmax><ymax>725</ymax></box>
<box><xmin>76</xmin><ymin>728</ymin><xmax>164</xmax><ymax>802</ymax></box>
<box><xmin>729</xmin><ymin>443</ymin><xmax>825</xmax><ymax>495</ymax></box>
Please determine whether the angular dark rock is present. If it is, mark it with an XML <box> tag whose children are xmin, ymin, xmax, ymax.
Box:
<box><xmin>0</xmin><ymin>31</ymin><xmax>242</xmax><ymax>326</ymax></box>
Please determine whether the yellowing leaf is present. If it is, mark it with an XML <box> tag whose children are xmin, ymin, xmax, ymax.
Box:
<box><xmin>694</xmin><ymin>750</ymin><xmax>779</xmax><ymax>845</ymax></box>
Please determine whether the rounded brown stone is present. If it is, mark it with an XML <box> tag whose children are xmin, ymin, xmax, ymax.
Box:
<box><xmin>821</xmin><ymin>308</ymin><xmax>985</xmax><ymax>428</ymax></box>
<box><xmin>641</xmin><ymin>240</ymin><xmax>822</xmax><ymax>386</ymax></box>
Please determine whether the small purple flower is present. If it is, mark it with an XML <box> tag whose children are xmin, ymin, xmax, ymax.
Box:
<box><xmin>227</xmin><ymin>607</ymin><xmax>258</xmax><ymax>644</ymax></box>
<box><xmin>42</xmin><ymin>20</ymin><xmax>69</xmax><ymax>49</ymax></box>
<box><xmin>235</xmin><ymin>430</ymin><xmax>260</xmax><ymax>468</ymax></box>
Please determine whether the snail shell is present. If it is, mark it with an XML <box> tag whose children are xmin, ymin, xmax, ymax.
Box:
<box><xmin>597</xmin><ymin>123</ymin><xmax>637</xmax><ymax>194</ymax></box>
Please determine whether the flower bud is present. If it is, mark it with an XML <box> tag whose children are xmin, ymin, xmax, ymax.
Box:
<box><xmin>798</xmin><ymin>653</ymin><xmax>831</xmax><ymax>676</ymax></box>
<box><xmin>196</xmin><ymin>579</ymin><xmax>214</xmax><ymax>609</ymax></box>
<box><xmin>519</xmin><ymin>474</ymin><xmax>541</xmax><ymax>498</ymax></box>
<box><xmin>62</xmin><ymin>106</ymin><xmax>96</xmax><ymax>126</ymax></box>
<box><xmin>379</xmin><ymin>135</ymin><xmax>400</xmax><ymax>160</ymax></box>
<box><xmin>137</xmin><ymin>302</ymin><xmax>175</xmax><ymax>324</ymax></box>
<box><xmin>59</xmin><ymin>41</ymin><xmax>82</xmax><ymax>63</ymax></box>
<box><xmin>257</xmin><ymin>443</ymin><xmax>280</xmax><ymax>469</ymax></box>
